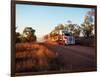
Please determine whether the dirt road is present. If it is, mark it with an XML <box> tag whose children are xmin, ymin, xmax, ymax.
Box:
<box><xmin>42</xmin><ymin>43</ymin><xmax>96</xmax><ymax>72</ymax></box>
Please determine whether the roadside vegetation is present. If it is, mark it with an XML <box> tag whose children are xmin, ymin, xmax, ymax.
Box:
<box><xmin>16</xmin><ymin>27</ymin><xmax>37</xmax><ymax>43</ymax></box>
<box><xmin>16</xmin><ymin>43</ymin><xmax>64</xmax><ymax>73</ymax></box>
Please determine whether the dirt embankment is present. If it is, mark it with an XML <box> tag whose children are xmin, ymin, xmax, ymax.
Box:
<box><xmin>16</xmin><ymin>43</ymin><xmax>60</xmax><ymax>73</ymax></box>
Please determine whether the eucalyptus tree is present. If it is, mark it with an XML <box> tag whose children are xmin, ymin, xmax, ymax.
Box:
<box><xmin>81</xmin><ymin>9</ymin><xmax>95</xmax><ymax>37</ymax></box>
<box><xmin>65</xmin><ymin>24</ymin><xmax>81</xmax><ymax>37</ymax></box>
<box><xmin>22</xmin><ymin>27</ymin><xmax>37</xmax><ymax>42</ymax></box>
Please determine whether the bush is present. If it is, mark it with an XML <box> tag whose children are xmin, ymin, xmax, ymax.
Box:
<box><xmin>75</xmin><ymin>37</ymin><xmax>95</xmax><ymax>47</ymax></box>
<box><xmin>16</xmin><ymin>43</ymin><xmax>63</xmax><ymax>72</ymax></box>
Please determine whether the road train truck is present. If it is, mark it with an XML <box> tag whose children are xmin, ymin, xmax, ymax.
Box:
<box><xmin>58</xmin><ymin>30</ymin><xmax>75</xmax><ymax>45</ymax></box>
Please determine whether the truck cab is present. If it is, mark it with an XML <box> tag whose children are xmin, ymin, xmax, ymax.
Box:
<box><xmin>58</xmin><ymin>30</ymin><xmax>75</xmax><ymax>45</ymax></box>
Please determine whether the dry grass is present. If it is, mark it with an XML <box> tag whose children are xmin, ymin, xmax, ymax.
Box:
<box><xmin>16</xmin><ymin>43</ymin><xmax>59</xmax><ymax>73</ymax></box>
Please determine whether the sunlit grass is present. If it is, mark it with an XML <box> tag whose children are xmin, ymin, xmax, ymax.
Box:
<box><xmin>16</xmin><ymin>43</ymin><xmax>62</xmax><ymax>73</ymax></box>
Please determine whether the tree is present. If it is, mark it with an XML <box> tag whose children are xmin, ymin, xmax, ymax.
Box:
<box><xmin>65</xmin><ymin>24</ymin><xmax>74</xmax><ymax>32</ymax></box>
<box><xmin>81</xmin><ymin>23</ymin><xmax>94</xmax><ymax>37</ymax></box>
<box><xmin>21</xmin><ymin>27</ymin><xmax>37</xmax><ymax>42</ymax></box>
<box><xmin>73</xmin><ymin>26</ymin><xmax>81</xmax><ymax>37</ymax></box>
<box><xmin>65</xmin><ymin>24</ymin><xmax>81</xmax><ymax>37</ymax></box>
<box><xmin>81</xmin><ymin>9</ymin><xmax>95</xmax><ymax>38</ymax></box>
<box><xmin>16</xmin><ymin>32</ymin><xmax>21</xmax><ymax>43</ymax></box>
<box><xmin>55</xmin><ymin>24</ymin><xmax>65</xmax><ymax>31</ymax></box>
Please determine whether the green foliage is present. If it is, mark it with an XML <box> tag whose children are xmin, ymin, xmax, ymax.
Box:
<box><xmin>16</xmin><ymin>27</ymin><xmax>37</xmax><ymax>43</ymax></box>
<box><xmin>16</xmin><ymin>32</ymin><xmax>21</xmax><ymax>43</ymax></box>
<box><xmin>55</xmin><ymin>24</ymin><xmax>65</xmax><ymax>31</ymax></box>
<box><xmin>50</xmin><ymin>23</ymin><xmax>81</xmax><ymax>38</ymax></box>
<box><xmin>65</xmin><ymin>24</ymin><xmax>81</xmax><ymax>37</ymax></box>
<box><xmin>81</xmin><ymin>23</ymin><xmax>94</xmax><ymax>37</ymax></box>
<box><xmin>65</xmin><ymin>24</ymin><xmax>74</xmax><ymax>31</ymax></box>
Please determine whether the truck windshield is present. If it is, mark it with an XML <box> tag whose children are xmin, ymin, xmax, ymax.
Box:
<box><xmin>64</xmin><ymin>33</ymin><xmax>71</xmax><ymax>36</ymax></box>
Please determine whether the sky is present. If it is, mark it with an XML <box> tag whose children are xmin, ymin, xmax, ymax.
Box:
<box><xmin>16</xmin><ymin>4</ymin><xmax>93</xmax><ymax>38</ymax></box>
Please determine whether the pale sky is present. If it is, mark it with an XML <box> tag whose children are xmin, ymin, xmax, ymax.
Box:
<box><xmin>16</xmin><ymin>4</ymin><xmax>93</xmax><ymax>38</ymax></box>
